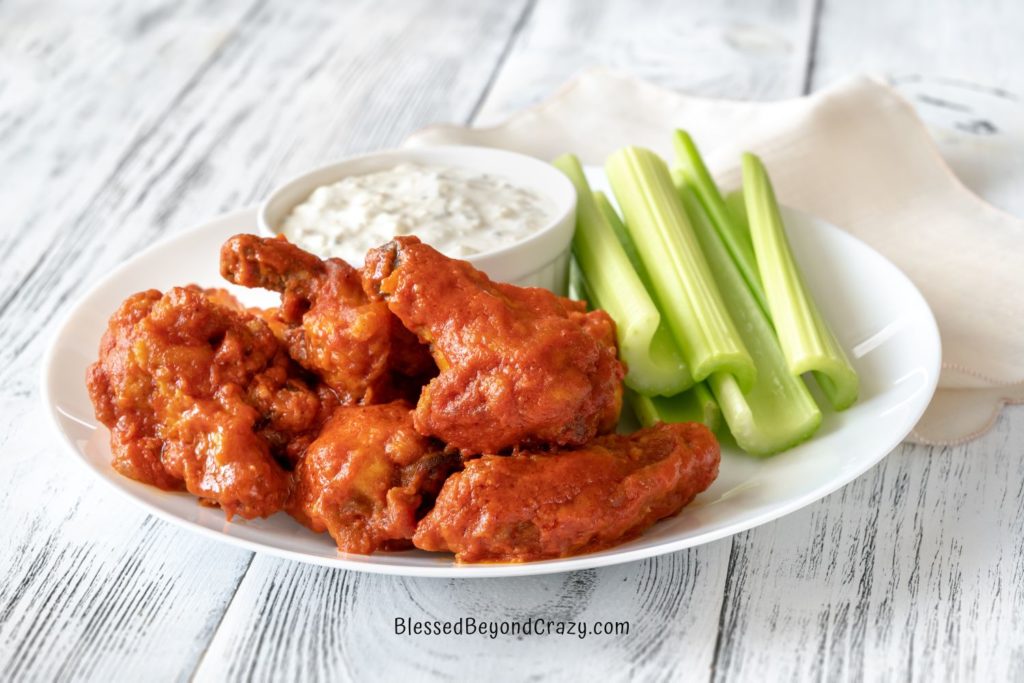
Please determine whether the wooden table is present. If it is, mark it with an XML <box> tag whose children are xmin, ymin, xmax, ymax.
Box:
<box><xmin>3</xmin><ymin>1</ymin><xmax>1022</xmax><ymax>680</ymax></box>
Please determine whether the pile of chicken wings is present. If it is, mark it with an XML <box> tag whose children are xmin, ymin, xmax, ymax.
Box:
<box><xmin>87</xmin><ymin>234</ymin><xmax>719</xmax><ymax>562</ymax></box>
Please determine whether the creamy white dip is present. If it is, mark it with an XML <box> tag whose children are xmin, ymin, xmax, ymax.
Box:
<box><xmin>279</xmin><ymin>163</ymin><xmax>554</xmax><ymax>263</ymax></box>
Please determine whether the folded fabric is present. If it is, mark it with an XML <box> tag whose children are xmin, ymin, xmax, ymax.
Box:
<box><xmin>405</xmin><ymin>70</ymin><xmax>1024</xmax><ymax>446</ymax></box>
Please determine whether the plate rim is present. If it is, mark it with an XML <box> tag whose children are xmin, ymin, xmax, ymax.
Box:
<box><xmin>40</xmin><ymin>206</ymin><xmax>941</xmax><ymax>578</ymax></box>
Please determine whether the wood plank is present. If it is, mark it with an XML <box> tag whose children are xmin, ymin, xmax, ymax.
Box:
<box><xmin>2</xmin><ymin>2</ymin><xmax>264</xmax><ymax>680</ymax></box>
<box><xmin>0</xmin><ymin>0</ymin><xmax>256</xmax><ymax>392</ymax></box>
<box><xmin>473</xmin><ymin>0</ymin><xmax>819</xmax><ymax>126</ymax></box>
<box><xmin>193</xmin><ymin>545</ymin><xmax>730</xmax><ymax>682</ymax></box>
<box><xmin>809</xmin><ymin>0</ymin><xmax>1024</xmax><ymax>95</ymax></box>
<box><xmin>0</xmin><ymin>403</ymin><xmax>254</xmax><ymax>681</ymax></box>
<box><xmin>1</xmin><ymin>0</ymin><xmax>534</xmax><ymax>678</ymax></box>
<box><xmin>711</xmin><ymin>415</ymin><xmax>1024</xmax><ymax>682</ymax></box>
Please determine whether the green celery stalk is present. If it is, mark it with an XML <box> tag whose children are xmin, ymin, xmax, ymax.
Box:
<box><xmin>553</xmin><ymin>154</ymin><xmax>693</xmax><ymax>396</ymax></box>
<box><xmin>567</xmin><ymin>255</ymin><xmax>591</xmax><ymax>302</ymax></box>
<box><xmin>672</xmin><ymin>130</ymin><xmax>769</xmax><ymax>317</ymax></box>
<box><xmin>605</xmin><ymin>147</ymin><xmax>755</xmax><ymax>391</ymax></box>
<box><xmin>599</xmin><ymin>193</ymin><xmax>723</xmax><ymax>431</ymax></box>
<box><xmin>742</xmin><ymin>153</ymin><xmax>859</xmax><ymax>410</ymax></box>
<box><xmin>593</xmin><ymin>191</ymin><xmax>651</xmax><ymax>286</ymax></box>
<box><xmin>628</xmin><ymin>384</ymin><xmax>721</xmax><ymax>433</ymax></box>
<box><xmin>724</xmin><ymin>181</ymin><xmax>858</xmax><ymax>412</ymax></box>
<box><xmin>594</xmin><ymin>191</ymin><xmax>721</xmax><ymax>419</ymax></box>
<box><xmin>678</xmin><ymin>183</ymin><xmax>822</xmax><ymax>455</ymax></box>
<box><xmin>724</xmin><ymin>189</ymin><xmax>748</xmax><ymax>232</ymax></box>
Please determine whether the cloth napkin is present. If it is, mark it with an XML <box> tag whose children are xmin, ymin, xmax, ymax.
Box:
<box><xmin>405</xmin><ymin>70</ymin><xmax>1024</xmax><ymax>446</ymax></box>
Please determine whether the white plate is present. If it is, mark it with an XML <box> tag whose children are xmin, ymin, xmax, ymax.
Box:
<box><xmin>42</xmin><ymin>202</ymin><xmax>940</xmax><ymax>578</ymax></box>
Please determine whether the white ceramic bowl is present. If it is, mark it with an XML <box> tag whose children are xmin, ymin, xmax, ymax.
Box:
<box><xmin>258</xmin><ymin>146</ymin><xmax>578</xmax><ymax>293</ymax></box>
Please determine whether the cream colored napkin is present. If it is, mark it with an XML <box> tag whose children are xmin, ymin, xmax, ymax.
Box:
<box><xmin>405</xmin><ymin>70</ymin><xmax>1024</xmax><ymax>446</ymax></box>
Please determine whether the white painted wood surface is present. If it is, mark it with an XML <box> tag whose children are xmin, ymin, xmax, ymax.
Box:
<box><xmin>2</xmin><ymin>0</ymin><xmax>1022</xmax><ymax>681</ymax></box>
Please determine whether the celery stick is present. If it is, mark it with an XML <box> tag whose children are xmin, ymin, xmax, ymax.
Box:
<box><xmin>595</xmin><ymin>192</ymin><xmax>723</xmax><ymax>416</ymax></box>
<box><xmin>567</xmin><ymin>255</ymin><xmax>590</xmax><ymax>303</ymax></box>
<box><xmin>605</xmin><ymin>147</ymin><xmax>755</xmax><ymax>391</ymax></box>
<box><xmin>724</xmin><ymin>189</ymin><xmax>748</xmax><ymax>232</ymax></box>
<box><xmin>690</xmin><ymin>382</ymin><xmax>721</xmax><ymax>432</ymax></box>
<box><xmin>679</xmin><ymin>183</ymin><xmax>822</xmax><ymax>456</ymax></box>
<box><xmin>628</xmin><ymin>384</ymin><xmax>721</xmax><ymax>433</ymax></box>
<box><xmin>742</xmin><ymin>153</ymin><xmax>859</xmax><ymax>411</ymax></box>
<box><xmin>672</xmin><ymin>130</ymin><xmax>769</xmax><ymax>317</ymax></box>
<box><xmin>726</xmin><ymin>181</ymin><xmax>857</xmax><ymax>411</ymax></box>
<box><xmin>553</xmin><ymin>154</ymin><xmax>693</xmax><ymax>396</ymax></box>
<box><xmin>598</xmin><ymin>192</ymin><xmax>722</xmax><ymax>432</ymax></box>
<box><xmin>593</xmin><ymin>191</ymin><xmax>651</xmax><ymax>287</ymax></box>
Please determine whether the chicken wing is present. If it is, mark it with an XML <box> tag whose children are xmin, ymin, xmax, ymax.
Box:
<box><xmin>220</xmin><ymin>234</ymin><xmax>435</xmax><ymax>404</ymax></box>
<box><xmin>289</xmin><ymin>401</ymin><xmax>461</xmax><ymax>553</ymax></box>
<box><xmin>412</xmin><ymin>422</ymin><xmax>719</xmax><ymax>562</ymax></box>
<box><xmin>362</xmin><ymin>236</ymin><xmax>624</xmax><ymax>455</ymax></box>
<box><xmin>86</xmin><ymin>285</ymin><xmax>328</xmax><ymax>519</ymax></box>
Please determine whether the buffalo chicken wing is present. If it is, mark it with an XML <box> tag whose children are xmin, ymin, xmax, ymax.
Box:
<box><xmin>289</xmin><ymin>401</ymin><xmax>460</xmax><ymax>553</ymax></box>
<box><xmin>413</xmin><ymin>422</ymin><xmax>720</xmax><ymax>562</ymax></box>
<box><xmin>86</xmin><ymin>286</ymin><xmax>326</xmax><ymax>519</ymax></box>
<box><xmin>363</xmin><ymin>236</ymin><xmax>624</xmax><ymax>454</ymax></box>
<box><xmin>220</xmin><ymin>234</ymin><xmax>435</xmax><ymax>404</ymax></box>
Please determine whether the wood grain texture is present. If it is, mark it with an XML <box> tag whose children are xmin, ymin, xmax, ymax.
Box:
<box><xmin>2</xmin><ymin>3</ymin><xmax>263</xmax><ymax>680</ymax></box>
<box><xmin>194</xmin><ymin>549</ymin><xmax>730</xmax><ymax>682</ymax></box>
<box><xmin>2</xmin><ymin>0</ymin><xmax>1023</xmax><ymax>680</ymax></box>
<box><xmin>473</xmin><ymin>0</ymin><xmax>820</xmax><ymax>125</ymax></box>
<box><xmin>0</xmin><ymin>405</ymin><xmax>254</xmax><ymax>682</ymax></box>
<box><xmin>0</xmin><ymin>0</ymin><xmax>531</xmax><ymax>679</ymax></box>
<box><xmin>711</xmin><ymin>416</ymin><xmax>1024</xmax><ymax>682</ymax></box>
<box><xmin>809</xmin><ymin>0</ymin><xmax>1024</xmax><ymax>95</ymax></box>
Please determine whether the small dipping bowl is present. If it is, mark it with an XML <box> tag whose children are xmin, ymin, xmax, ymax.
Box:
<box><xmin>258</xmin><ymin>145</ymin><xmax>577</xmax><ymax>293</ymax></box>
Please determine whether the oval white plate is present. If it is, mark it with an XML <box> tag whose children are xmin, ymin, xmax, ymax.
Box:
<box><xmin>43</xmin><ymin>201</ymin><xmax>939</xmax><ymax>578</ymax></box>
